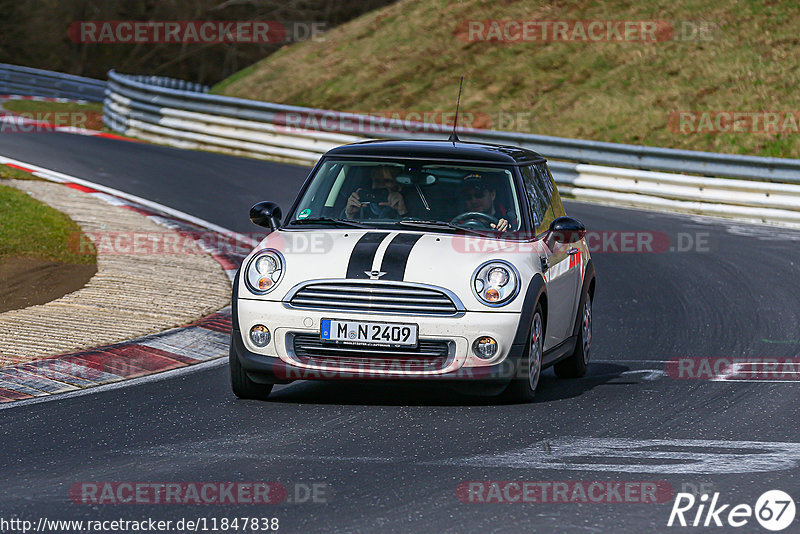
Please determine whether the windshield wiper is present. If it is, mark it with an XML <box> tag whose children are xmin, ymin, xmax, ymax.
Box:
<box><xmin>395</xmin><ymin>219</ymin><xmax>488</xmax><ymax>236</ymax></box>
<box><xmin>288</xmin><ymin>217</ymin><xmax>368</xmax><ymax>228</ymax></box>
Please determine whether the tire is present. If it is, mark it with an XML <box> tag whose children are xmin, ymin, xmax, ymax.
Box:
<box><xmin>229</xmin><ymin>336</ymin><xmax>273</xmax><ymax>400</ymax></box>
<box><xmin>554</xmin><ymin>293</ymin><xmax>592</xmax><ymax>379</ymax></box>
<box><xmin>500</xmin><ymin>304</ymin><xmax>544</xmax><ymax>403</ymax></box>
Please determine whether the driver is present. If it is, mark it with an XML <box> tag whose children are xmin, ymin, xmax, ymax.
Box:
<box><xmin>460</xmin><ymin>173</ymin><xmax>514</xmax><ymax>232</ymax></box>
<box><xmin>345</xmin><ymin>165</ymin><xmax>408</xmax><ymax>219</ymax></box>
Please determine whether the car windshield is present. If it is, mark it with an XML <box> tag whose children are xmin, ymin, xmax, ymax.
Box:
<box><xmin>289</xmin><ymin>158</ymin><xmax>524</xmax><ymax>233</ymax></box>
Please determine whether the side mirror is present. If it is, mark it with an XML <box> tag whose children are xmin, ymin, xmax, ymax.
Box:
<box><xmin>249</xmin><ymin>201</ymin><xmax>282</xmax><ymax>230</ymax></box>
<box><xmin>548</xmin><ymin>216</ymin><xmax>586</xmax><ymax>244</ymax></box>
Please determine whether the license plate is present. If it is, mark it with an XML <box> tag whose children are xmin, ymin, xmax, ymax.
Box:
<box><xmin>320</xmin><ymin>319</ymin><xmax>418</xmax><ymax>347</ymax></box>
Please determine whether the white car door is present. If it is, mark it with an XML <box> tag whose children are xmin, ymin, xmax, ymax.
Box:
<box><xmin>542</xmin><ymin>239</ymin><xmax>581</xmax><ymax>348</ymax></box>
<box><xmin>522</xmin><ymin>164</ymin><xmax>580</xmax><ymax>349</ymax></box>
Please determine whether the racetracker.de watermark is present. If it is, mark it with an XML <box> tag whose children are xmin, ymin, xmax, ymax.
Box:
<box><xmin>458</xmin><ymin>20</ymin><xmax>718</xmax><ymax>43</ymax></box>
<box><xmin>67</xmin><ymin>231</ymin><xmax>333</xmax><ymax>256</ymax></box>
<box><xmin>666</xmin><ymin>357</ymin><xmax>800</xmax><ymax>381</ymax></box>
<box><xmin>457</xmin><ymin>481</ymin><xmax>674</xmax><ymax>503</ymax></box>
<box><xmin>0</xmin><ymin>112</ymin><xmax>94</xmax><ymax>133</ymax></box>
<box><xmin>70</xmin><ymin>482</ymin><xmax>284</xmax><ymax>505</ymax></box>
<box><xmin>274</xmin><ymin>358</ymin><xmax>524</xmax><ymax>380</ymax></box>
<box><xmin>68</xmin><ymin>21</ymin><xmax>327</xmax><ymax>44</ymax></box>
<box><xmin>273</xmin><ymin>110</ymin><xmax>535</xmax><ymax>135</ymax></box>
<box><xmin>450</xmin><ymin>231</ymin><xmax>710</xmax><ymax>254</ymax></box>
<box><xmin>69</xmin><ymin>482</ymin><xmax>330</xmax><ymax>505</ymax></box>
<box><xmin>669</xmin><ymin>111</ymin><xmax>800</xmax><ymax>134</ymax></box>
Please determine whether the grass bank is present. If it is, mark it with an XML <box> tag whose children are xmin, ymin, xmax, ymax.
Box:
<box><xmin>0</xmin><ymin>167</ymin><xmax>96</xmax><ymax>264</ymax></box>
<box><xmin>213</xmin><ymin>0</ymin><xmax>800</xmax><ymax>158</ymax></box>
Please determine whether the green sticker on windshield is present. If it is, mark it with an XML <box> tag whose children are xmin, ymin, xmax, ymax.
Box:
<box><xmin>298</xmin><ymin>209</ymin><xmax>311</xmax><ymax>219</ymax></box>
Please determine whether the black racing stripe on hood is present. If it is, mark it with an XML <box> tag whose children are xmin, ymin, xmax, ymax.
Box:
<box><xmin>379</xmin><ymin>233</ymin><xmax>424</xmax><ymax>281</ymax></box>
<box><xmin>346</xmin><ymin>232</ymin><xmax>389</xmax><ymax>279</ymax></box>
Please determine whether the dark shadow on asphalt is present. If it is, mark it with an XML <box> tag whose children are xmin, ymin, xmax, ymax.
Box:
<box><xmin>260</xmin><ymin>362</ymin><xmax>631</xmax><ymax>407</ymax></box>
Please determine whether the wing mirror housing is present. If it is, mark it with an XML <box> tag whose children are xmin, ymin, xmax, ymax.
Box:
<box><xmin>548</xmin><ymin>216</ymin><xmax>586</xmax><ymax>245</ymax></box>
<box><xmin>249</xmin><ymin>201</ymin><xmax>282</xmax><ymax>231</ymax></box>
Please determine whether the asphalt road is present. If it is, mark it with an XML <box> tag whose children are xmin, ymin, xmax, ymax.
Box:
<box><xmin>2</xmin><ymin>132</ymin><xmax>800</xmax><ymax>533</ymax></box>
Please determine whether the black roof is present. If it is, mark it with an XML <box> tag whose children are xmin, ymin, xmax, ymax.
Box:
<box><xmin>324</xmin><ymin>140</ymin><xmax>546</xmax><ymax>165</ymax></box>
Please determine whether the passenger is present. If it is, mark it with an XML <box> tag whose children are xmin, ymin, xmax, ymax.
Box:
<box><xmin>344</xmin><ymin>165</ymin><xmax>408</xmax><ymax>219</ymax></box>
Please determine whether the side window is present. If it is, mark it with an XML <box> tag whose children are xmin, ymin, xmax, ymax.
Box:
<box><xmin>537</xmin><ymin>163</ymin><xmax>565</xmax><ymax>218</ymax></box>
<box><xmin>521</xmin><ymin>164</ymin><xmax>553</xmax><ymax>234</ymax></box>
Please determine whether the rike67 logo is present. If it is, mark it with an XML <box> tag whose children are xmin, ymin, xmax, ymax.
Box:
<box><xmin>668</xmin><ymin>490</ymin><xmax>796</xmax><ymax>531</ymax></box>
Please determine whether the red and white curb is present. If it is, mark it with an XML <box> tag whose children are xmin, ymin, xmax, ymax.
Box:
<box><xmin>0</xmin><ymin>156</ymin><xmax>257</xmax><ymax>403</ymax></box>
<box><xmin>0</xmin><ymin>94</ymin><xmax>135</xmax><ymax>142</ymax></box>
<box><xmin>0</xmin><ymin>310</ymin><xmax>232</xmax><ymax>402</ymax></box>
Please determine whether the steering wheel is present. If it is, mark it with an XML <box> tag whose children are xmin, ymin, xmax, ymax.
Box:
<box><xmin>450</xmin><ymin>211</ymin><xmax>499</xmax><ymax>229</ymax></box>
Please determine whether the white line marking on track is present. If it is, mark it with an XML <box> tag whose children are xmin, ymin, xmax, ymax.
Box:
<box><xmin>587</xmin><ymin>369</ymin><xmax>667</xmax><ymax>381</ymax></box>
<box><xmin>621</xmin><ymin>369</ymin><xmax>667</xmax><ymax>380</ymax></box>
<box><xmin>709</xmin><ymin>361</ymin><xmax>800</xmax><ymax>382</ymax></box>
<box><xmin>0</xmin><ymin>358</ymin><xmax>226</xmax><ymax>411</ymax></box>
<box><xmin>0</xmin><ymin>154</ymin><xmax>258</xmax><ymax>247</ymax></box>
<box><xmin>711</xmin><ymin>379</ymin><xmax>800</xmax><ymax>383</ymax></box>
<box><xmin>115</xmin><ymin>437</ymin><xmax>800</xmax><ymax>475</ymax></box>
<box><xmin>594</xmin><ymin>359</ymin><xmax>672</xmax><ymax>363</ymax></box>
<box><xmin>436</xmin><ymin>438</ymin><xmax>800</xmax><ymax>474</ymax></box>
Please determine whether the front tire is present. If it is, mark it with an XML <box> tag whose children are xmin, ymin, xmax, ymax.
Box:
<box><xmin>500</xmin><ymin>304</ymin><xmax>544</xmax><ymax>403</ymax></box>
<box><xmin>554</xmin><ymin>294</ymin><xmax>592</xmax><ymax>379</ymax></box>
<box><xmin>230</xmin><ymin>336</ymin><xmax>273</xmax><ymax>400</ymax></box>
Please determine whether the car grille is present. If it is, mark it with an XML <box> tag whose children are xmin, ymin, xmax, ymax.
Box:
<box><xmin>290</xmin><ymin>334</ymin><xmax>452</xmax><ymax>372</ymax></box>
<box><xmin>286</xmin><ymin>281</ymin><xmax>459</xmax><ymax>316</ymax></box>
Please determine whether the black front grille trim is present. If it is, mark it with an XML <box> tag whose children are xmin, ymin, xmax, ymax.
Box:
<box><xmin>289</xmin><ymin>333</ymin><xmax>453</xmax><ymax>372</ymax></box>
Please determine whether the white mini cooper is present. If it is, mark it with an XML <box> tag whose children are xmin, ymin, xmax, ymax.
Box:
<box><xmin>230</xmin><ymin>140</ymin><xmax>595</xmax><ymax>402</ymax></box>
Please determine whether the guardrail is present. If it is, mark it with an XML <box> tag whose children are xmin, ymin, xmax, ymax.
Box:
<box><xmin>104</xmin><ymin>69</ymin><xmax>800</xmax><ymax>227</ymax></box>
<box><xmin>0</xmin><ymin>64</ymin><xmax>106</xmax><ymax>102</ymax></box>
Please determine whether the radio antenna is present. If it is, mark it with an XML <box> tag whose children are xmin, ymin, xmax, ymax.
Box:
<box><xmin>448</xmin><ymin>76</ymin><xmax>463</xmax><ymax>144</ymax></box>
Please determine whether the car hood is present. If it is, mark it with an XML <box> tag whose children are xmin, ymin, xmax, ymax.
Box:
<box><xmin>237</xmin><ymin>229</ymin><xmax>546</xmax><ymax>312</ymax></box>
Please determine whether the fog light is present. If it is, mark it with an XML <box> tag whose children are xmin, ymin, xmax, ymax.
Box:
<box><xmin>250</xmin><ymin>325</ymin><xmax>271</xmax><ymax>347</ymax></box>
<box><xmin>472</xmin><ymin>336</ymin><xmax>498</xmax><ymax>359</ymax></box>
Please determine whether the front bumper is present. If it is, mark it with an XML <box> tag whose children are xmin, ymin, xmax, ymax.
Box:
<box><xmin>234</xmin><ymin>298</ymin><xmax>525</xmax><ymax>382</ymax></box>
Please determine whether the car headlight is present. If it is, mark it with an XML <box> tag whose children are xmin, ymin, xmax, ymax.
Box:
<box><xmin>472</xmin><ymin>260</ymin><xmax>519</xmax><ymax>306</ymax></box>
<box><xmin>244</xmin><ymin>249</ymin><xmax>285</xmax><ymax>294</ymax></box>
